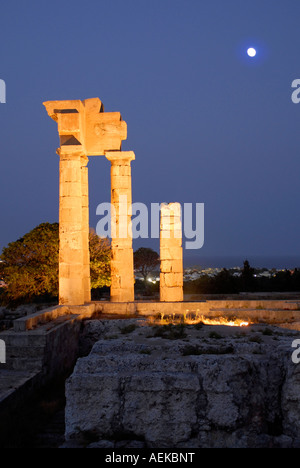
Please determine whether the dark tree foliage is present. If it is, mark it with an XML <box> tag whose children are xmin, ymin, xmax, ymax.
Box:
<box><xmin>0</xmin><ymin>223</ymin><xmax>111</xmax><ymax>305</ymax></box>
<box><xmin>240</xmin><ymin>259</ymin><xmax>255</xmax><ymax>292</ymax></box>
<box><xmin>184</xmin><ymin>260</ymin><xmax>300</xmax><ymax>295</ymax></box>
<box><xmin>0</xmin><ymin>223</ymin><xmax>59</xmax><ymax>304</ymax></box>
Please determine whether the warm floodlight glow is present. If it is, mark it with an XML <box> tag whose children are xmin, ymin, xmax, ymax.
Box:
<box><xmin>149</xmin><ymin>312</ymin><xmax>250</xmax><ymax>328</ymax></box>
<box><xmin>247</xmin><ymin>47</ymin><xmax>256</xmax><ymax>57</ymax></box>
<box><xmin>198</xmin><ymin>316</ymin><xmax>249</xmax><ymax>327</ymax></box>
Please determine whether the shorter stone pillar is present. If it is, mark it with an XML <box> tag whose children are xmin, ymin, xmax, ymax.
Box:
<box><xmin>105</xmin><ymin>151</ymin><xmax>135</xmax><ymax>302</ymax></box>
<box><xmin>160</xmin><ymin>203</ymin><xmax>183</xmax><ymax>302</ymax></box>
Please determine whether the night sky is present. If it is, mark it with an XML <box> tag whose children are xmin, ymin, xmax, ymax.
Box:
<box><xmin>1</xmin><ymin>0</ymin><xmax>300</xmax><ymax>269</ymax></box>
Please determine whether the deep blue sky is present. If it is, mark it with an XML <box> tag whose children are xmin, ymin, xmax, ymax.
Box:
<box><xmin>1</xmin><ymin>0</ymin><xmax>300</xmax><ymax>268</ymax></box>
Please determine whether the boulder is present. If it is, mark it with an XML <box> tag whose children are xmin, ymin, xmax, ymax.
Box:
<box><xmin>65</xmin><ymin>319</ymin><xmax>300</xmax><ymax>448</ymax></box>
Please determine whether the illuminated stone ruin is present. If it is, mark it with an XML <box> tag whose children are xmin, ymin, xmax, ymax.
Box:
<box><xmin>105</xmin><ymin>151</ymin><xmax>135</xmax><ymax>302</ymax></box>
<box><xmin>43</xmin><ymin>98</ymin><xmax>134</xmax><ymax>305</ymax></box>
<box><xmin>44</xmin><ymin>97</ymin><xmax>184</xmax><ymax>305</ymax></box>
<box><xmin>160</xmin><ymin>203</ymin><xmax>184</xmax><ymax>302</ymax></box>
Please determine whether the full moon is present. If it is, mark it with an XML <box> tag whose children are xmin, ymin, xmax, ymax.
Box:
<box><xmin>247</xmin><ymin>47</ymin><xmax>257</xmax><ymax>57</ymax></box>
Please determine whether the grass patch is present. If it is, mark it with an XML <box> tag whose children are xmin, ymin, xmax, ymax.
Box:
<box><xmin>120</xmin><ymin>324</ymin><xmax>137</xmax><ymax>334</ymax></box>
<box><xmin>249</xmin><ymin>335</ymin><xmax>262</xmax><ymax>343</ymax></box>
<box><xmin>150</xmin><ymin>323</ymin><xmax>186</xmax><ymax>340</ymax></box>
<box><xmin>193</xmin><ymin>322</ymin><xmax>204</xmax><ymax>330</ymax></box>
<box><xmin>209</xmin><ymin>331</ymin><xmax>223</xmax><ymax>339</ymax></box>
<box><xmin>181</xmin><ymin>344</ymin><xmax>234</xmax><ymax>356</ymax></box>
<box><xmin>181</xmin><ymin>345</ymin><xmax>203</xmax><ymax>355</ymax></box>
<box><xmin>261</xmin><ymin>327</ymin><xmax>273</xmax><ymax>336</ymax></box>
<box><xmin>104</xmin><ymin>334</ymin><xmax>119</xmax><ymax>340</ymax></box>
<box><xmin>139</xmin><ymin>349</ymin><xmax>151</xmax><ymax>355</ymax></box>
<box><xmin>234</xmin><ymin>331</ymin><xmax>247</xmax><ymax>338</ymax></box>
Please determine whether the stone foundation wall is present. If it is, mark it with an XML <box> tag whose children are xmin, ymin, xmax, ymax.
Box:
<box><xmin>65</xmin><ymin>318</ymin><xmax>300</xmax><ymax>448</ymax></box>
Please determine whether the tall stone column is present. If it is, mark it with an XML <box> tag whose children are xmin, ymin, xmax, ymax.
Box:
<box><xmin>81</xmin><ymin>155</ymin><xmax>91</xmax><ymax>303</ymax></box>
<box><xmin>58</xmin><ymin>149</ymin><xmax>88</xmax><ymax>305</ymax></box>
<box><xmin>105</xmin><ymin>151</ymin><xmax>135</xmax><ymax>302</ymax></box>
<box><xmin>160</xmin><ymin>203</ymin><xmax>183</xmax><ymax>302</ymax></box>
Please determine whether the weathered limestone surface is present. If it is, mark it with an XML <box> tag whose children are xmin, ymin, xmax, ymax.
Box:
<box><xmin>0</xmin><ymin>306</ymin><xmax>95</xmax><ymax>448</ymax></box>
<box><xmin>105</xmin><ymin>151</ymin><xmax>135</xmax><ymax>302</ymax></box>
<box><xmin>58</xmin><ymin>150</ymin><xmax>89</xmax><ymax>305</ymax></box>
<box><xmin>65</xmin><ymin>319</ymin><xmax>300</xmax><ymax>448</ymax></box>
<box><xmin>43</xmin><ymin>98</ymin><xmax>127</xmax><ymax>156</ymax></box>
<box><xmin>160</xmin><ymin>203</ymin><xmax>183</xmax><ymax>302</ymax></box>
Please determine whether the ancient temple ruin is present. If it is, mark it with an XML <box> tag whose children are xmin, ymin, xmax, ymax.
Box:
<box><xmin>44</xmin><ymin>97</ymin><xmax>183</xmax><ymax>305</ymax></box>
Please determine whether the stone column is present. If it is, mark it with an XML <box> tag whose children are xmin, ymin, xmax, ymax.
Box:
<box><xmin>160</xmin><ymin>203</ymin><xmax>183</xmax><ymax>302</ymax></box>
<box><xmin>81</xmin><ymin>155</ymin><xmax>91</xmax><ymax>303</ymax></box>
<box><xmin>58</xmin><ymin>148</ymin><xmax>88</xmax><ymax>305</ymax></box>
<box><xmin>105</xmin><ymin>151</ymin><xmax>135</xmax><ymax>302</ymax></box>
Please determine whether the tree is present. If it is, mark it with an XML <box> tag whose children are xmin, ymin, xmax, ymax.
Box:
<box><xmin>89</xmin><ymin>229</ymin><xmax>111</xmax><ymax>289</ymax></box>
<box><xmin>241</xmin><ymin>259</ymin><xmax>255</xmax><ymax>292</ymax></box>
<box><xmin>212</xmin><ymin>268</ymin><xmax>240</xmax><ymax>294</ymax></box>
<box><xmin>0</xmin><ymin>223</ymin><xmax>111</xmax><ymax>304</ymax></box>
<box><xmin>291</xmin><ymin>268</ymin><xmax>300</xmax><ymax>291</ymax></box>
<box><xmin>134</xmin><ymin>247</ymin><xmax>159</xmax><ymax>281</ymax></box>
<box><xmin>0</xmin><ymin>223</ymin><xmax>59</xmax><ymax>303</ymax></box>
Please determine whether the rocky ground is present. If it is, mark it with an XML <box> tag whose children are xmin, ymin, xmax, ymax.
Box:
<box><xmin>63</xmin><ymin>317</ymin><xmax>300</xmax><ymax>448</ymax></box>
<box><xmin>2</xmin><ymin>305</ymin><xmax>300</xmax><ymax>448</ymax></box>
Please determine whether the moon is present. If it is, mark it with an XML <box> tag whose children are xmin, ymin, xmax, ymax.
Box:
<box><xmin>247</xmin><ymin>47</ymin><xmax>257</xmax><ymax>57</ymax></box>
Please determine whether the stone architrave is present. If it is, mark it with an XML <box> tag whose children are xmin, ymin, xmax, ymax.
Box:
<box><xmin>105</xmin><ymin>151</ymin><xmax>135</xmax><ymax>302</ymax></box>
<box><xmin>160</xmin><ymin>203</ymin><xmax>183</xmax><ymax>302</ymax></box>
<box><xmin>44</xmin><ymin>98</ymin><xmax>127</xmax><ymax>305</ymax></box>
